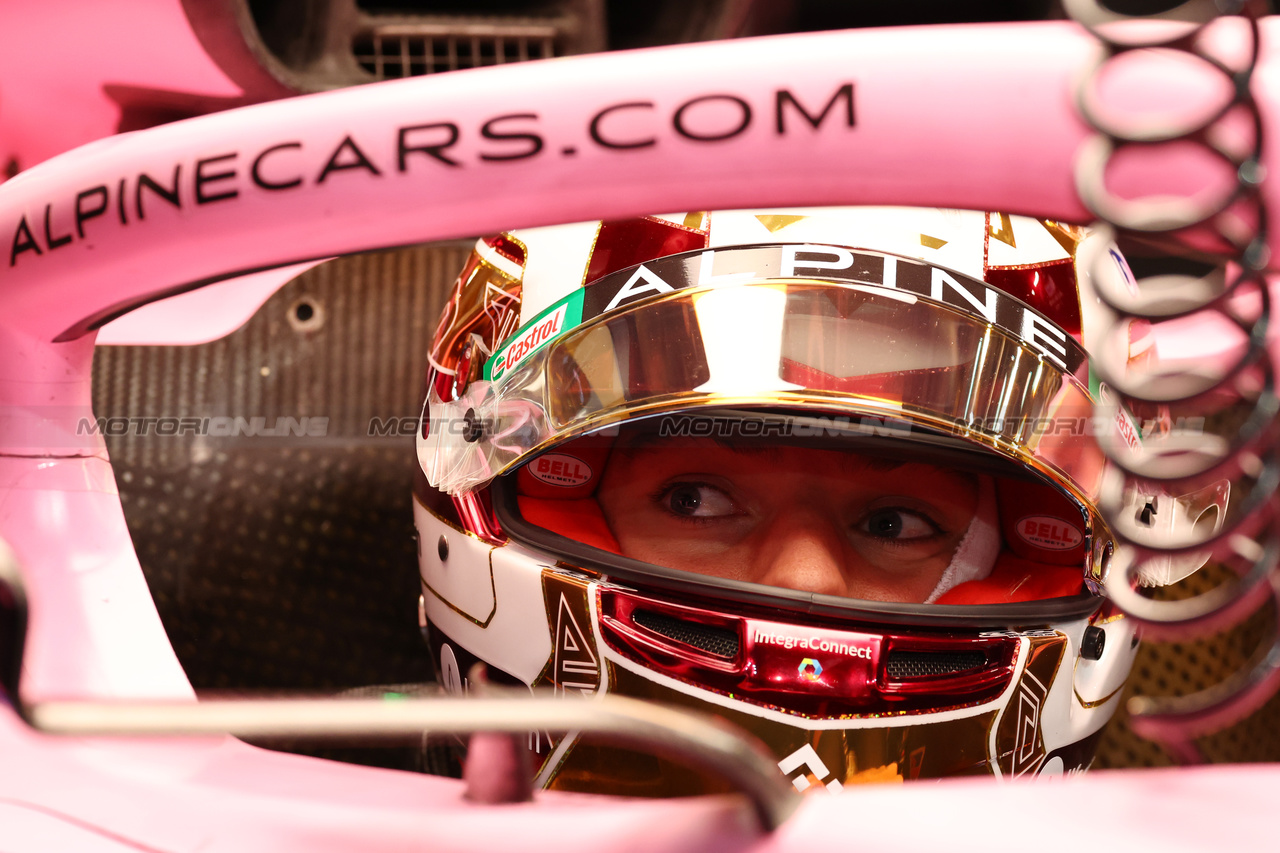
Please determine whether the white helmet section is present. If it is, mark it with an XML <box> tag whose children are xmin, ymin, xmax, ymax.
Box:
<box><xmin>1002</xmin><ymin>613</ymin><xmax>1136</xmax><ymax>778</ymax></box>
<box><xmin>414</xmin><ymin>502</ymin><xmax>553</xmax><ymax>686</ymax></box>
<box><xmin>509</xmin><ymin>209</ymin><xmax>1077</xmax><ymax>326</ymax></box>
<box><xmin>1071</xmin><ymin>614</ymin><xmax>1141</xmax><ymax>714</ymax></box>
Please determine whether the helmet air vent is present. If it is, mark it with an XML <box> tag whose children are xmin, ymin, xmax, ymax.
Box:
<box><xmin>885</xmin><ymin>650</ymin><xmax>986</xmax><ymax>679</ymax></box>
<box><xmin>632</xmin><ymin>609</ymin><xmax>740</xmax><ymax>660</ymax></box>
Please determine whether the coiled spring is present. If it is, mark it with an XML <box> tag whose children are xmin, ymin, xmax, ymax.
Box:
<box><xmin>1066</xmin><ymin>0</ymin><xmax>1279</xmax><ymax>761</ymax></box>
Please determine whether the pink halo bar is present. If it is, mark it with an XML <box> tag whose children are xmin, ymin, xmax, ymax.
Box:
<box><xmin>3</xmin><ymin>21</ymin><xmax>1103</xmax><ymax>343</ymax></box>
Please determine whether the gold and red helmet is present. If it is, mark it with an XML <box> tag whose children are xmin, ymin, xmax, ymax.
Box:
<box><xmin>413</xmin><ymin>208</ymin><xmax>1154</xmax><ymax>791</ymax></box>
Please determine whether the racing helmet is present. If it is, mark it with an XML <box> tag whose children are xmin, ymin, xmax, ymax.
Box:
<box><xmin>413</xmin><ymin>208</ymin><xmax>1175</xmax><ymax>792</ymax></box>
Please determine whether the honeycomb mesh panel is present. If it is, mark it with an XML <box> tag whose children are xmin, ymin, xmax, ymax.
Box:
<box><xmin>885</xmin><ymin>650</ymin><xmax>986</xmax><ymax>679</ymax></box>
<box><xmin>91</xmin><ymin>244</ymin><xmax>468</xmax><ymax>698</ymax></box>
<box><xmin>632</xmin><ymin>610</ymin><xmax>740</xmax><ymax>659</ymax></box>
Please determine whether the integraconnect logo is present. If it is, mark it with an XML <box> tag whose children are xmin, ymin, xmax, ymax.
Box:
<box><xmin>7</xmin><ymin>84</ymin><xmax>854</xmax><ymax>268</ymax></box>
<box><xmin>753</xmin><ymin>628</ymin><xmax>873</xmax><ymax>660</ymax></box>
<box><xmin>798</xmin><ymin>658</ymin><xmax>824</xmax><ymax>681</ymax></box>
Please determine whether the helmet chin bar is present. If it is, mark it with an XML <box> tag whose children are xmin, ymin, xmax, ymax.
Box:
<box><xmin>598</xmin><ymin>588</ymin><xmax>1022</xmax><ymax>719</ymax></box>
<box><xmin>415</xmin><ymin>495</ymin><xmax>1135</xmax><ymax>787</ymax></box>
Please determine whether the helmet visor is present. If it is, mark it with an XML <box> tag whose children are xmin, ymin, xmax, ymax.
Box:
<box><xmin>420</xmin><ymin>279</ymin><xmax>1103</xmax><ymax>504</ymax></box>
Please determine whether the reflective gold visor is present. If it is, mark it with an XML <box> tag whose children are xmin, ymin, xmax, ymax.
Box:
<box><xmin>420</xmin><ymin>278</ymin><xmax>1104</xmax><ymax>505</ymax></box>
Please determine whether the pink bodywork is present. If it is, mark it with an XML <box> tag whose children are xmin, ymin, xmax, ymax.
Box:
<box><xmin>0</xmin><ymin>1</ymin><xmax>245</xmax><ymax>177</ymax></box>
<box><xmin>0</xmin><ymin>12</ymin><xmax>1277</xmax><ymax>850</ymax></box>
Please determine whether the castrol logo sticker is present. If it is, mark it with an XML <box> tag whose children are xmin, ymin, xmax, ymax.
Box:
<box><xmin>490</xmin><ymin>303</ymin><xmax>568</xmax><ymax>380</ymax></box>
<box><xmin>1113</xmin><ymin>407</ymin><xmax>1141</xmax><ymax>451</ymax></box>
<box><xmin>1098</xmin><ymin>383</ymin><xmax>1142</xmax><ymax>451</ymax></box>
<box><xmin>530</xmin><ymin>453</ymin><xmax>593</xmax><ymax>488</ymax></box>
<box><xmin>1017</xmin><ymin>516</ymin><xmax>1083</xmax><ymax>551</ymax></box>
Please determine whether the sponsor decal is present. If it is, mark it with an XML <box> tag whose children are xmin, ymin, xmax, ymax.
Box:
<box><xmin>530</xmin><ymin>452</ymin><xmax>594</xmax><ymax>487</ymax></box>
<box><xmin>1113</xmin><ymin>408</ymin><xmax>1142</xmax><ymax>451</ymax></box>
<box><xmin>753</xmin><ymin>628</ymin><xmax>873</xmax><ymax>660</ymax></box>
<box><xmin>487</xmin><ymin>298</ymin><xmax>578</xmax><ymax>380</ymax></box>
<box><xmin>1017</xmin><ymin>515</ymin><xmax>1084</xmax><ymax>551</ymax></box>
<box><xmin>528</xmin><ymin>572</ymin><xmax>599</xmax><ymax>770</ymax></box>
<box><xmin>8</xmin><ymin>83</ymin><xmax>856</xmax><ymax>272</ymax></box>
<box><xmin>483</xmin><ymin>241</ymin><xmax>1087</xmax><ymax>385</ymax></box>
<box><xmin>576</xmin><ymin>243</ymin><xmax>1086</xmax><ymax>373</ymax></box>
<box><xmin>1097</xmin><ymin>383</ymin><xmax>1142</xmax><ymax>451</ymax></box>
<box><xmin>798</xmin><ymin>658</ymin><xmax>824</xmax><ymax>681</ymax></box>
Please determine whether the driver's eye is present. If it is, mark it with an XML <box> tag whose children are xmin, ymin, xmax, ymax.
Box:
<box><xmin>859</xmin><ymin>508</ymin><xmax>937</xmax><ymax>540</ymax></box>
<box><xmin>662</xmin><ymin>483</ymin><xmax>737</xmax><ymax>518</ymax></box>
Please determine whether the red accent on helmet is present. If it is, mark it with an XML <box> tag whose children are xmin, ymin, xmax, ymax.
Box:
<box><xmin>934</xmin><ymin>553</ymin><xmax>1083</xmax><ymax>604</ymax></box>
<box><xmin>996</xmin><ymin>478</ymin><xmax>1088</xmax><ymax>566</ymax></box>
<box><xmin>985</xmin><ymin>259</ymin><xmax>1082</xmax><ymax>337</ymax></box>
<box><xmin>585</xmin><ymin>217</ymin><xmax>709</xmax><ymax>285</ymax></box>
<box><xmin>482</xmin><ymin>233</ymin><xmax>526</xmax><ymax>267</ymax></box>
<box><xmin>779</xmin><ymin>357</ymin><xmax>958</xmax><ymax>396</ymax></box>
<box><xmin>417</xmin><ymin>369</ymin><xmax>456</xmax><ymax>441</ymax></box>
<box><xmin>454</xmin><ymin>490</ymin><xmax>505</xmax><ymax>545</ymax></box>
<box><xmin>518</xmin><ymin>495</ymin><xmax>621</xmax><ymax>553</ymax></box>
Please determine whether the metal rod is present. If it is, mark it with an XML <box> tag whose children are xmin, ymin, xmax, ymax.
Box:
<box><xmin>28</xmin><ymin>693</ymin><xmax>799</xmax><ymax>831</ymax></box>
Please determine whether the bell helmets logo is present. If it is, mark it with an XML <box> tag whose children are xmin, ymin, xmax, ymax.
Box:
<box><xmin>490</xmin><ymin>303</ymin><xmax>569</xmax><ymax>380</ymax></box>
<box><xmin>1017</xmin><ymin>515</ymin><xmax>1083</xmax><ymax>551</ymax></box>
<box><xmin>530</xmin><ymin>453</ymin><xmax>594</xmax><ymax>488</ymax></box>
